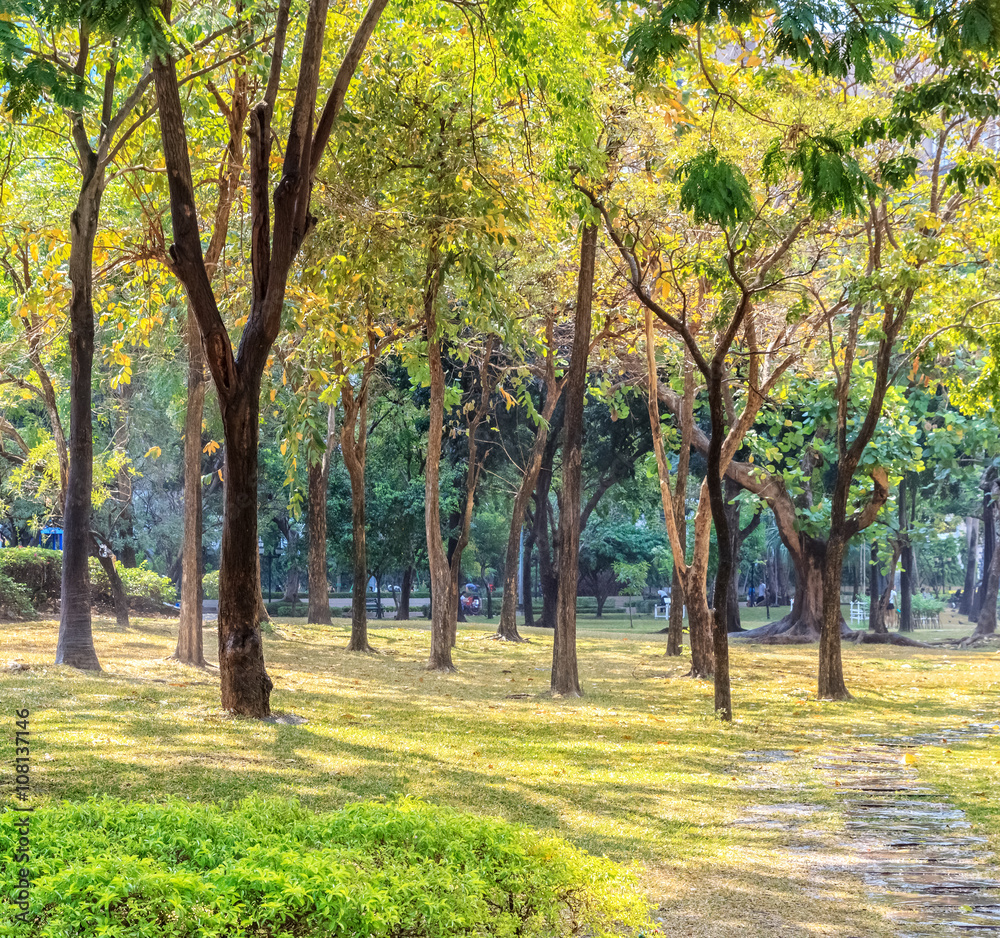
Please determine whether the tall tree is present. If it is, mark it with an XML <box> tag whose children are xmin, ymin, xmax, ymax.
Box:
<box><xmin>306</xmin><ymin>405</ymin><xmax>335</xmax><ymax>625</ymax></box>
<box><xmin>173</xmin><ymin>61</ymin><xmax>249</xmax><ymax>667</ymax></box>
<box><xmin>152</xmin><ymin>0</ymin><xmax>390</xmax><ymax>715</ymax></box>
<box><xmin>550</xmin><ymin>222</ymin><xmax>597</xmax><ymax>697</ymax></box>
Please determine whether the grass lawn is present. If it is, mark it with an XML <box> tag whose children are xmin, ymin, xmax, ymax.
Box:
<box><xmin>2</xmin><ymin>614</ymin><xmax>998</xmax><ymax>937</ymax></box>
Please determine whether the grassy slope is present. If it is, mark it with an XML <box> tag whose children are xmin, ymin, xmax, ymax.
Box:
<box><xmin>1</xmin><ymin>615</ymin><xmax>997</xmax><ymax>937</ymax></box>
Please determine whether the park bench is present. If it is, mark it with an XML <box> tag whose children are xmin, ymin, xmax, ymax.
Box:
<box><xmin>849</xmin><ymin>599</ymin><xmax>869</xmax><ymax>625</ymax></box>
<box><xmin>654</xmin><ymin>601</ymin><xmax>670</xmax><ymax>619</ymax></box>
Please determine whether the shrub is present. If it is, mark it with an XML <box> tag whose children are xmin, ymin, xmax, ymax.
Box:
<box><xmin>203</xmin><ymin>569</ymin><xmax>219</xmax><ymax>599</ymax></box>
<box><xmin>0</xmin><ymin>797</ymin><xmax>650</xmax><ymax>938</ymax></box>
<box><xmin>89</xmin><ymin>559</ymin><xmax>176</xmax><ymax>611</ymax></box>
<box><xmin>911</xmin><ymin>594</ymin><xmax>945</xmax><ymax>616</ymax></box>
<box><xmin>0</xmin><ymin>547</ymin><xmax>62</xmax><ymax>606</ymax></box>
<box><xmin>0</xmin><ymin>571</ymin><xmax>34</xmax><ymax>619</ymax></box>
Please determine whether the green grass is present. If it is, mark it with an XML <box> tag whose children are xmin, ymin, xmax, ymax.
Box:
<box><xmin>2</xmin><ymin>615</ymin><xmax>998</xmax><ymax>937</ymax></box>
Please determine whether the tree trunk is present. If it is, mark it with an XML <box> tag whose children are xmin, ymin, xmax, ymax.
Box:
<box><xmin>497</xmin><ymin>515</ymin><xmax>528</xmax><ymax>639</ymax></box>
<box><xmin>723</xmin><ymin>477</ymin><xmax>754</xmax><ymax>633</ymax></box>
<box><xmin>522</xmin><ymin>529</ymin><xmax>536</xmax><ymax>628</ymax></box>
<box><xmin>306</xmin><ymin>438</ymin><xmax>332</xmax><ymax>624</ymax></box>
<box><xmin>900</xmin><ymin>477</ymin><xmax>914</xmax><ymax>634</ymax></box>
<box><xmin>175</xmin><ymin>311</ymin><xmax>206</xmax><ymax>664</ymax></box>
<box><xmin>281</xmin><ymin>528</ymin><xmax>300</xmax><ymax>605</ymax></box>
<box><xmin>343</xmin><ymin>423</ymin><xmax>372</xmax><ymax>653</ymax></box>
<box><xmin>686</xmin><ymin>576</ymin><xmax>713</xmax><ymax>677</ymax></box>
<box><xmin>818</xmin><ymin>536</ymin><xmax>851</xmax><ymax>699</ymax></box>
<box><xmin>153</xmin><ymin>0</ymin><xmax>389</xmax><ymax>717</ymax></box>
<box><xmin>93</xmin><ymin>538</ymin><xmax>129</xmax><ymax>629</ymax></box>
<box><xmin>535</xmin><ymin>463</ymin><xmax>559</xmax><ymax>629</ymax></box>
<box><xmin>970</xmin><ymin>488</ymin><xmax>1000</xmax><ymax>640</ymax></box>
<box><xmin>973</xmin><ymin>494</ymin><xmax>993</xmax><ymax>621</ymax></box>
<box><xmin>217</xmin><ymin>392</ymin><xmax>273</xmax><ymax>715</ymax></box>
<box><xmin>869</xmin><ymin>542</ymin><xmax>887</xmax><ymax>633</ymax></box>
<box><xmin>685</xmin><ymin>488</ymin><xmax>715</xmax><ymax>678</ymax></box>
<box><xmin>423</xmin><ymin>250</ymin><xmax>454</xmax><ymax>672</ymax></box>
<box><xmin>551</xmin><ymin>223</ymin><xmax>596</xmax><ymax>697</ymax></box>
<box><xmin>738</xmin><ymin>529</ymin><xmax>829</xmax><ymax>640</ymax></box>
<box><xmin>396</xmin><ymin>565</ymin><xmax>412</xmax><ymax>620</ymax></box>
<box><xmin>55</xmin><ymin>156</ymin><xmax>104</xmax><ymax>672</ymax></box>
<box><xmin>667</xmin><ymin>565</ymin><xmax>684</xmax><ymax>655</ymax></box>
<box><xmin>256</xmin><ymin>552</ymin><xmax>271</xmax><ymax>624</ymax></box>
<box><xmin>959</xmin><ymin>516</ymin><xmax>977</xmax><ymax>617</ymax></box>
<box><xmin>496</xmin><ymin>404</ymin><xmax>562</xmax><ymax>642</ymax></box>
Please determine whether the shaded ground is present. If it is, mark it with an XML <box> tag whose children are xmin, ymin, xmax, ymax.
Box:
<box><xmin>1</xmin><ymin>616</ymin><xmax>998</xmax><ymax>936</ymax></box>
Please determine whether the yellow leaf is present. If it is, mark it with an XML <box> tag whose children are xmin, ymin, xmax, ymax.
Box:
<box><xmin>902</xmin><ymin>753</ymin><xmax>917</xmax><ymax>765</ymax></box>
<box><xmin>281</xmin><ymin>370</ymin><xmax>288</xmax><ymax>386</ymax></box>
<box><xmin>144</xmin><ymin>446</ymin><xmax>161</xmax><ymax>459</ymax></box>
<box><xmin>270</xmin><ymin>388</ymin><xmax>277</xmax><ymax>402</ymax></box>
<box><xmin>280</xmin><ymin>441</ymin><xmax>287</xmax><ymax>456</ymax></box>
<box><xmin>217</xmin><ymin>469</ymin><xmax>224</xmax><ymax>482</ymax></box>
<box><xmin>203</xmin><ymin>440</ymin><xmax>220</xmax><ymax>455</ymax></box>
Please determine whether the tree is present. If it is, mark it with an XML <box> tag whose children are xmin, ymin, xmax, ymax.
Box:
<box><xmin>550</xmin><ymin>223</ymin><xmax>597</xmax><ymax>697</ymax></box>
<box><xmin>306</xmin><ymin>404</ymin><xmax>335</xmax><ymax>625</ymax></box>
<box><xmin>152</xmin><ymin>0</ymin><xmax>390</xmax><ymax>715</ymax></box>
<box><xmin>173</xmin><ymin>52</ymin><xmax>249</xmax><ymax>666</ymax></box>
<box><xmin>613</xmin><ymin>560</ymin><xmax>650</xmax><ymax>629</ymax></box>
<box><xmin>495</xmin><ymin>310</ymin><xmax>566</xmax><ymax>641</ymax></box>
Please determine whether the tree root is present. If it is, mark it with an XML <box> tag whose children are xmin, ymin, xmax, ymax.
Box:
<box><xmin>950</xmin><ymin>631</ymin><xmax>999</xmax><ymax>648</ymax></box>
<box><xmin>846</xmin><ymin>631</ymin><xmax>931</xmax><ymax>647</ymax></box>
<box><xmin>488</xmin><ymin>633</ymin><xmax>530</xmax><ymax>642</ymax></box>
<box><xmin>735</xmin><ymin>615</ymin><xmax>855</xmax><ymax>643</ymax></box>
<box><xmin>345</xmin><ymin>642</ymin><xmax>377</xmax><ymax>654</ymax></box>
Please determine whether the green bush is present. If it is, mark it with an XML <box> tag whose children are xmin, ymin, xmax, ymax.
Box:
<box><xmin>0</xmin><ymin>571</ymin><xmax>34</xmax><ymax>619</ymax></box>
<box><xmin>0</xmin><ymin>547</ymin><xmax>62</xmax><ymax>606</ymax></box>
<box><xmin>89</xmin><ymin>559</ymin><xmax>176</xmax><ymax>610</ymax></box>
<box><xmin>203</xmin><ymin>569</ymin><xmax>219</xmax><ymax>600</ymax></box>
<box><xmin>576</xmin><ymin>596</ymin><xmax>598</xmax><ymax>614</ymax></box>
<box><xmin>0</xmin><ymin>797</ymin><xmax>650</xmax><ymax>938</ymax></box>
<box><xmin>911</xmin><ymin>594</ymin><xmax>945</xmax><ymax>615</ymax></box>
<box><xmin>265</xmin><ymin>601</ymin><xmax>305</xmax><ymax>617</ymax></box>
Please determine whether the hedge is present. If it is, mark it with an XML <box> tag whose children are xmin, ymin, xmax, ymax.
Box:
<box><xmin>0</xmin><ymin>547</ymin><xmax>62</xmax><ymax>606</ymax></box>
<box><xmin>88</xmin><ymin>559</ymin><xmax>176</xmax><ymax>610</ymax></box>
<box><xmin>0</xmin><ymin>549</ymin><xmax>175</xmax><ymax>616</ymax></box>
<box><xmin>0</xmin><ymin>797</ymin><xmax>651</xmax><ymax>938</ymax></box>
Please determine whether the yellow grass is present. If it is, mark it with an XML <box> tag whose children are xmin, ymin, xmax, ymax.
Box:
<box><xmin>2</xmin><ymin>616</ymin><xmax>998</xmax><ymax>937</ymax></box>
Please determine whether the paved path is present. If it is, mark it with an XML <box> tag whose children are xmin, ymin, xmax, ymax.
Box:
<box><xmin>739</xmin><ymin>724</ymin><xmax>1000</xmax><ymax>936</ymax></box>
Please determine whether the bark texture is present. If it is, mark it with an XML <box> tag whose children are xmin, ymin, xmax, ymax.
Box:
<box><xmin>341</xmin><ymin>380</ymin><xmax>372</xmax><ymax>653</ymax></box>
<box><xmin>307</xmin><ymin>406</ymin><xmax>335</xmax><ymax>625</ymax></box>
<box><xmin>551</xmin><ymin>223</ymin><xmax>597</xmax><ymax>697</ymax></box>
<box><xmin>959</xmin><ymin>516</ymin><xmax>978</xmax><ymax>618</ymax></box>
<box><xmin>176</xmin><ymin>308</ymin><xmax>207</xmax><ymax>666</ymax></box>
<box><xmin>496</xmin><ymin>318</ymin><xmax>564</xmax><ymax>642</ymax></box>
<box><xmin>965</xmin><ymin>478</ymin><xmax>1000</xmax><ymax>643</ymax></box>
<box><xmin>153</xmin><ymin>0</ymin><xmax>389</xmax><ymax>714</ymax></box>
<box><xmin>56</xmin><ymin>118</ymin><xmax>104</xmax><ymax>672</ymax></box>
<box><xmin>422</xmin><ymin>249</ymin><xmax>454</xmax><ymax>672</ymax></box>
